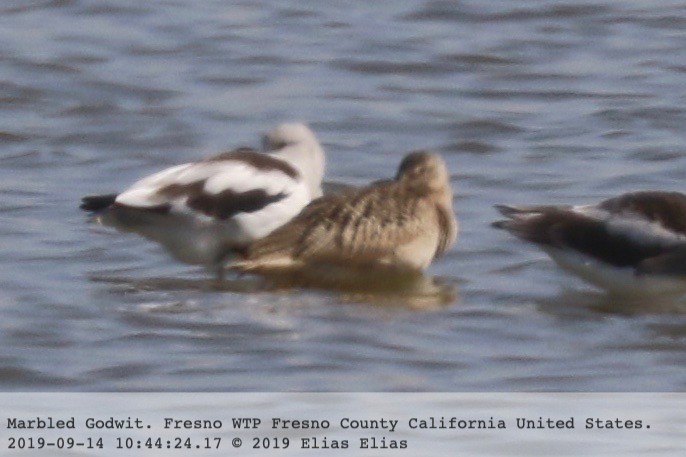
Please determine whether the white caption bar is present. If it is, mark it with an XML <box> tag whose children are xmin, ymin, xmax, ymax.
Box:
<box><xmin>1</xmin><ymin>393</ymin><xmax>683</xmax><ymax>456</ymax></box>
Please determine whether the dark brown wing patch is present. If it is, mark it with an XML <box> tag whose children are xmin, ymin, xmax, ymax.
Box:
<box><xmin>188</xmin><ymin>188</ymin><xmax>288</xmax><ymax>220</ymax></box>
<box><xmin>156</xmin><ymin>180</ymin><xmax>288</xmax><ymax>220</ymax></box>
<box><xmin>206</xmin><ymin>147</ymin><xmax>258</xmax><ymax>161</ymax></box>
<box><xmin>496</xmin><ymin>209</ymin><xmax>669</xmax><ymax>268</ymax></box>
<box><xmin>599</xmin><ymin>191</ymin><xmax>686</xmax><ymax>235</ymax></box>
<box><xmin>205</xmin><ymin>148</ymin><xmax>299</xmax><ymax>179</ymax></box>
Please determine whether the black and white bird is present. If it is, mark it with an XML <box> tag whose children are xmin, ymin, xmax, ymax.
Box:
<box><xmin>231</xmin><ymin>151</ymin><xmax>458</xmax><ymax>289</ymax></box>
<box><xmin>80</xmin><ymin>123</ymin><xmax>325</xmax><ymax>277</ymax></box>
<box><xmin>493</xmin><ymin>191</ymin><xmax>686</xmax><ymax>294</ymax></box>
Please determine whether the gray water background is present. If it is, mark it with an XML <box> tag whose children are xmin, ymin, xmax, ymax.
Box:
<box><xmin>1</xmin><ymin>0</ymin><xmax>685</xmax><ymax>391</ymax></box>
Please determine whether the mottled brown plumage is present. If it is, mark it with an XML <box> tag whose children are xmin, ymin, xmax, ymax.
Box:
<box><xmin>231</xmin><ymin>151</ymin><xmax>457</xmax><ymax>277</ymax></box>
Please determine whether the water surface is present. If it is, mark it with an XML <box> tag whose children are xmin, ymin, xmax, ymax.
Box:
<box><xmin>1</xmin><ymin>0</ymin><xmax>685</xmax><ymax>391</ymax></box>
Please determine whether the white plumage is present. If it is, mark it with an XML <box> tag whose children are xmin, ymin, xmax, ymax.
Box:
<box><xmin>81</xmin><ymin>123</ymin><xmax>325</xmax><ymax>276</ymax></box>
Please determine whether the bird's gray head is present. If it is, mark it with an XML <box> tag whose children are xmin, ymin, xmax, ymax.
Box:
<box><xmin>263</xmin><ymin>123</ymin><xmax>318</xmax><ymax>151</ymax></box>
<box><xmin>263</xmin><ymin>123</ymin><xmax>325</xmax><ymax>198</ymax></box>
<box><xmin>396</xmin><ymin>151</ymin><xmax>451</xmax><ymax>193</ymax></box>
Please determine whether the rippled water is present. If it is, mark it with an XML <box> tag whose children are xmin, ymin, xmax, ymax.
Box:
<box><xmin>1</xmin><ymin>0</ymin><xmax>686</xmax><ymax>391</ymax></box>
